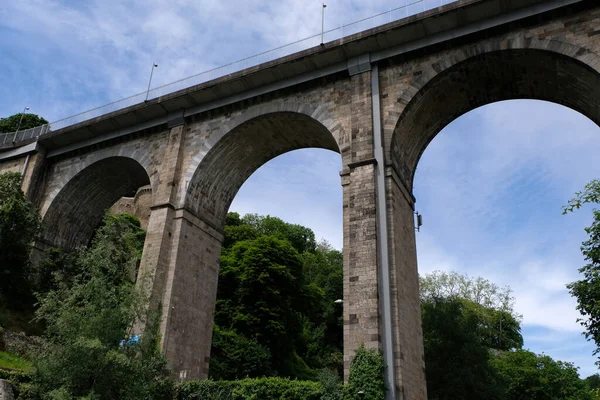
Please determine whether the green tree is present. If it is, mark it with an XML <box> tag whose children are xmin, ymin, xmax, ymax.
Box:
<box><xmin>212</xmin><ymin>213</ymin><xmax>344</xmax><ymax>379</ymax></box>
<box><xmin>208</xmin><ymin>326</ymin><xmax>273</xmax><ymax>380</ymax></box>
<box><xmin>586</xmin><ymin>373</ymin><xmax>600</xmax><ymax>389</ymax></box>
<box><xmin>21</xmin><ymin>213</ymin><xmax>174</xmax><ymax>399</ymax></box>
<box><xmin>0</xmin><ymin>172</ymin><xmax>41</xmax><ymax>310</ymax></box>
<box><xmin>420</xmin><ymin>270</ymin><xmax>523</xmax><ymax>352</ymax></box>
<box><xmin>422</xmin><ymin>297</ymin><xmax>505</xmax><ymax>400</ymax></box>
<box><xmin>564</xmin><ymin>180</ymin><xmax>600</xmax><ymax>364</ymax></box>
<box><xmin>0</xmin><ymin>113</ymin><xmax>48</xmax><ymax>133</ymax></box>
<box><xmin>298</xmin><ymin>241</ymin><xmax>344</xmax><ymax>373</ymax></box>
<box><xmin>491</xmin><ymin>349</ymin><xmax>592</xmax><ymax>400</ymax></box>
<box><xmin>420</xmin><ymin>270</ymin><xmax>519</xmax><ymax>319</ymax></box>
<box><xmin>239</xmin><ymin>213</ymin><xmax>316</xmax><ymax>254</ymax></box>
<box><xmin>215</xmin><ymin>235</ymin><xmax>305</xmax><ymax>375</ymax></box>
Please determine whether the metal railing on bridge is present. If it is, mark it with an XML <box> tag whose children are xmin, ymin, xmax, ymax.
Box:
<box><xmin>0</xmin><ymin>0</ymin><xmax>457</xmax><ymax>148</ymax></box>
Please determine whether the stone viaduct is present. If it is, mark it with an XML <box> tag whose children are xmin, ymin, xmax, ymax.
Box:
<box><xmin>2</xmin><ymin>0</ymin><xmax>600</xmax><ymax>398</ymax></box>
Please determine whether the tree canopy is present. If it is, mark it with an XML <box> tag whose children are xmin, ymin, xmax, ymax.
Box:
<box><xmin>420</xmin><ymin>270</ymin><xmax>519</xmax><ymax>320</ymax></box>
<box><xmin>0</xmin><ymin>172</ymin><xmax>41</xmax><ymax>312</ymax></box>
<box><xmin>422</xmin><ymin>297</ymin><xmax>506</xmax><ymax>400</ymax></box>
<box><xmin>211</xmin><ymin>213</ymin><xmax>343</xmax><ymax>380</ymax></box>
<box><xmin>418</xmin><ymin>270</ymin><xmax>594</xmax><ymax>399</ymax></box>
<box><xmin>0</xmin><ymin>113</ymin><xmax>48</xmax><ymax>133</ymax></box>
<box><xmin>491</xmin><ymin>349</ymin><xmax>593</xmax><ymax>400</ymax></box>
<box><xmin>563</xmin><ymin>179</ymin><xmax>600</xmax><ymax>365</ymax></box>
<box><xmin>21</xmin><ymin>213</ymin><xmax>173</xmax><ymax>399</ymax></box>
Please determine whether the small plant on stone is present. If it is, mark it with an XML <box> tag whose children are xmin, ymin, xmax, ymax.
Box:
<box><xmin>344</xmin><ymin>344</ymin><xmax>386</xmax><ymax>400</ymax></box>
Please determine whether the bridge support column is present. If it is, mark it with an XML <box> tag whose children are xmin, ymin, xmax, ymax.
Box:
<box><xmin>139</xmin><ymin>205</ymin><xmax>222</xmax><ymax>380</ymax></box>
<box><xmin>342</xmin><ymin>68</ymin><xmax>385</xmax><ymax>382</ymax></box>
<box><xmin>341</xmin><ymin>160</ymin><xmax>381</xmax><ymax>377</ymax></box>
<box><xmin>136</xmin><ymin>122</ymin><xmax>223</xmax><ymax>380</ymax></box>
<box><xmin>385</xmin><ymin>165</ymin><xmax>427</xmax><ymax>399</ymax></box>
<box><xmin>344</xmin><ymin>62</ymin><xmax>426</xmax><ymax>400</ymax></box>
<box><xmin>21</xmin><ymin>146</ymin><xmax>47</xmax><ymax>204</ymax></box>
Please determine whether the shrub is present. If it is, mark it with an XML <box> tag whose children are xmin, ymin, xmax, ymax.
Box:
<box><xmin>177</xmin><ymin>377</ymin><xmax>323</xmax><ymax>400</ymax></box>
<box><xmin>345</xmin><ymin>345</ymin><xmax>386</xmax><ymax>400</ymax></box>
<box><xmin>209</xmin><ymin>326</ymin><xmax>273</xmax><ymax>380</ymax></box>
<box><xmin>317</xmin><ymin>368</ymin><xmax>343</xmax><ymax>400</ymax></box>
<box><xmin>0</xmin><ymin>367</ymin><xmax>31</xmax><ymax>383</ymax></box>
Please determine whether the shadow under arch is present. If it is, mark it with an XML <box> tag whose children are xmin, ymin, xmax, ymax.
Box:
<box><xmin>41</xmin><ymin>156</ymin><xmax>151</xmax><ymax>250</ymax></box>
<box><xmin>184</xmin><ymin>111</ymin><xmax>340</xmax><ymax>228</ymax></box>
<box><xmin>390</xmin><ymin>48</ymin><xmax>600</xmax><ymax>189</ymax></box>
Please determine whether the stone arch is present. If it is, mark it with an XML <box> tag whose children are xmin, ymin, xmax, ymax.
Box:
<box><xmin>41</xmin><ymin>156</ymin><xmax>152</xmax><ymax>250</ymax></box>
<box><xmin>183</xmin><ymin>106</ymin><xmax>342</xmax><ymax>227</ymax></box>
<box><xmin>41</xmin><ymin>145</ymin><xmax>156</xmax><ymax>218</ymax></box>
<box><xmin>386</xmin><ymin>37</ymin><xmax>600</xmax><ymax>188</ymax></box>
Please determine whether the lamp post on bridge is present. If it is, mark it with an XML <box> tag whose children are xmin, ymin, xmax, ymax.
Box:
<box><xmin>321</xmin><ymin>3</ymin><xmax>327</xmax><ymax>46</ymax></box>
<box><xmin>13</xmin><ymin>106</ymin><xmax>29</xmax><ymax>143</ymax></box>
<box><xmin>145</xmin><ymin>63</ymin><xmax>158</xmax><ymax>103</ymax></box>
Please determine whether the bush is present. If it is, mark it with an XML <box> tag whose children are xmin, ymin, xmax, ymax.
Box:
<box><xmin>20</xmin><ymin>214</ymin><xmax>174</xmax><ymax>400</ymax></box>
<box><xmin>177</xmin><ymin>377</ymin><xmax>323</xmax><ymax>400</ymax></box>
<box><xmin>209</xmin><ymin>326</ymin><xmax>273</xmax><ymax>380</ymax></box>
<box><xmin>317</xmin><ymin>368</ymin><xmax>343</xmax><ymax>400</ymax></box>
<box><xmin>345</xmin><ymin>345</ymin><xmax>386</xmax><ymax>400</ymax></box>
<box><xmin>0</xmin><ymin>367</ymin><xmax>31</xmax><ymax>383</ymax></box>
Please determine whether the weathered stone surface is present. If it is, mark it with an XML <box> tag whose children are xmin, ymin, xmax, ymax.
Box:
<box><xmin>110</xmin><ymin>185</ymin><xmax>152</xmax><ymax>229</ymax></box>
<box><xmin>1</xmin><ymin>330</ymin><xmax>42</xmax><ymax>358</ymax></box>
<box><xmin>7</xmin><ymin>2</ymin><xmax>600</xmax><ymax>398</ymax></box>
<box><xmin>0</xmin><ymin>380</ymin><xmax>14</xmax><ymax>400</ymax></box>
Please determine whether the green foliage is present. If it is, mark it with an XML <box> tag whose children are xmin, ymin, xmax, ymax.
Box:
<box><xmin>344</xmin><ymin>345</ymin><xmax>386</xmax><ymax>400</ymax></box>
<box><xmin>216</xmin><ymin>235</ymin><xmax>304</xmax><ymax>373</ymax></box>
<box><xmin>317</xmin><ymin>368</ymin><xmax>343</xmax><ymax>400</ymax></box>
<box><xmin>177</xmin><ymin>377</ymin><xmax>324</xmax><ymax>400</ymax></box>
<box><xmin>31</xmin><ymin>248</ymin><xmax>80</xmax><ymax>296</ymax></box>
<box><xmin>21</xmin><ymin>213</ymin><xmax>174</xmax><ymax>400</ymax></box>
<box><xmin>212</xmin><ymin>213</ymin><xmax>343</xmax><ymax>379</ymax></box>
<box><xmin>0</xmin><ymin>113</ymin><xmax>48</xmax><ymax>134</ymax></box>
<box><xmin>420</xmin><ymin>270</ymin><xmax>524</xmax><ymax>354</ymax></box>
<box><xmin>297</xmin><ymin>241</ymin><xmax>344</xmax><ymax>374</ymax></box>
<box><xmin>420</xmin><ymin>270</ymin><xmax>520</xmax><ymax>321</ymax></box>
<box><xmin>586</xmin><ymin>373</ymin><xmax>600</xmax><ymax>389</ymax></box>
<box><xmin>563</xmin><ymin>180</ymin><xmax>600</xmax><ymax>214</ymax></box>
<box><xmin>564</xmin><ymin>180</ymin><xmax>600</xmax><ymax>364</ymax></box>
<box><xmin>422</xmin><ymin>297</ymin><xmax>505</xmax><ymax>400</ymax></box>
<box><xmin>459</xmin><ymin>299</ymin><xmax>523</xmax><ymax>351</ymax></box>
<box><xmin>209</xmin><ymin>326</ymin><xmax>273</xmax><ymax>380</ymax></box>
<box><xmin>239</xmin><ymin>214</ymin><xmax>317</xmax><ymax>254</ymax></box>
<box><xmin>491</xmin><ymin>349</ymin><xmax>593</xmax><ymax>400</ymax></box>
<box><xmin>0</xmin><ymin>172</ymin><xmax>41</xmax><ymax>310</ymax></box>
<box><xmin>0</xmin><ymin>351</ymin><xmax>32</xmax><ymax>371</ymax></box>
<box><xmin>0</xmin><ymin>367</ymin><xmax>31</xmax><ymax>383</ymax></box>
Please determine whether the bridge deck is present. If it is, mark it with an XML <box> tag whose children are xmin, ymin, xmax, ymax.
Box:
<box><xmin>0</xmin><ymin>0</ymin><xmax>586</xmax><ymax>157</ymax></box>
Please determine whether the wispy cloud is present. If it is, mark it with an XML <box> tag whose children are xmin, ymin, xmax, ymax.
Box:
<box><xmin>0</xmin><ymin>0</ymin><xmax>427</xmax><ymax>121</ymax></box>
<box><xmin>415</xmin><ymin>99</ymin><xmax>600</xmax><ymax>376</ymax></box>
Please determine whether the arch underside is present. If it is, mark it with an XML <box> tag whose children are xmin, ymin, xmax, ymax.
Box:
<box><xmin>391</xmin><ymin>49</ymin><xmax>600</xmax><ymax>187</ymax></box>
<box><xmin>185</xmin><ymin>112</ymin><xmax>339</xmax><ymax>227</ymax></box>
<box><xmin>42</xmin><ymin>157</ymin><xmax>151</xmax><ymax>250</ymax></box>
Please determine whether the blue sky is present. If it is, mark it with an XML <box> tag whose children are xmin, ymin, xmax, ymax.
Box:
<box><xmin>2</xmin><ymin>0</ymin><xmax>600</xmax><ymax>378</ymax></box>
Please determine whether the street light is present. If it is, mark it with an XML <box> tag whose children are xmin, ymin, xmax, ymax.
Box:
<box><xmin>13</xmin><ymin>106</ymin><xmax>29</xmax><ymax>143</ymax></box>
<box><xmin>321</xmin><ymin>3</ymin><xmax>327</xmax><ymax>46</ymax></box>
<box><xmin>334</xmin><ymin>299</ymin><xmax>343</xmax><ymax>304</ymax></box>
<box><xmin>145</xmin><ymin>63</ymin><xmax>158</xmax><ymax>102</ymax></box>
<box><xmin>357</xmin><ymin>390</ymin><xmax>365</xmax><ymax>399</ymax></box>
